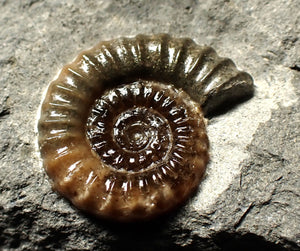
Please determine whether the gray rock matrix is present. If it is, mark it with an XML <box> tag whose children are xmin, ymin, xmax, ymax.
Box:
<box><xmin>0</xmin><ymin>0</ymin><xmax>299</xmax><ymax>250</ymax></box>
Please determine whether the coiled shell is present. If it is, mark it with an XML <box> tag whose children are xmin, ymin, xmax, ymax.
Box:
<box><xmin>38</xmin><ymin>34</ymin><xmax>253</xmax><ymax>221</ymax></box>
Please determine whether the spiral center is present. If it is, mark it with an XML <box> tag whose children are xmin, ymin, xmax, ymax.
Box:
<box><xmin>86</xmin><ymin>82</ymin><xmax>179</xmax><ymax>172</ymax></box>
<box><xmin>114</xmin><ymin>108</ymin><xmax>155</xmax><ymax>152</ymax></box>
<box><xmin>112</xmin><ymin>107</ymin><xmax>172</xmax><ymax>162</ymax></box>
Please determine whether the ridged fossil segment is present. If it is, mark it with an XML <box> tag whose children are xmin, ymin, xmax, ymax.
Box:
<box><xmin>38</xmin><ymin>34</ymin><xmax>253</xmax><ymax>221</ymax></box>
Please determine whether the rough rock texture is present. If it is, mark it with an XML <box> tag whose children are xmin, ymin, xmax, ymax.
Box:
<box><xmin>0</xmin><ymin>0</ymin><xmax>299</xmax><ymax>250</ymax></box>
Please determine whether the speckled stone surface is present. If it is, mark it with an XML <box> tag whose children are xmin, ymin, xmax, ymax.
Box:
<box><xmin>0</xmin><ymin>0</ymin><xmax>299</xmax><ymax>250</ymax></box>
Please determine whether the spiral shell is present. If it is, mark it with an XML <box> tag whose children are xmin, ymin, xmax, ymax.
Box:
<box><xmin>38</xmin><ymin>34</ymin><xmax>253</xmax><ymax>221</ymax></box>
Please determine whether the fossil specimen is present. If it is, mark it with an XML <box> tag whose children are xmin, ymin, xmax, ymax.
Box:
<box><xmin>38</xmin><ymin>34</ymin><xmax>253</xmax><ymax>221</ymax></box>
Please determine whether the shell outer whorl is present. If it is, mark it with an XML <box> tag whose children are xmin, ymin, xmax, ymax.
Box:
<box><xmin>38</xmin><ymin>34</ymin><xmax>253</xmax><ymax>221</ymax></box>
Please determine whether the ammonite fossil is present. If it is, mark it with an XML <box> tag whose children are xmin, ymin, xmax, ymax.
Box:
<box><xmin>38</xmin><ymin>34</ymin><xmax>253</xmax><ymax>221</ymax></box>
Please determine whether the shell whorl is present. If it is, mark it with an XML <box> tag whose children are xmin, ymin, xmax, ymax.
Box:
<box><xmin>38</xmin><ymin>34</ymin><xmax>253</xmax><ymax>221</ymax></box>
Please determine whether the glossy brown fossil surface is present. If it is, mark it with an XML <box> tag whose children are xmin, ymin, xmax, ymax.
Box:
<box><xmin>38</xmin><ymin>34</ymin><xmax>253</xmax><ymax>221</ymax></box>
